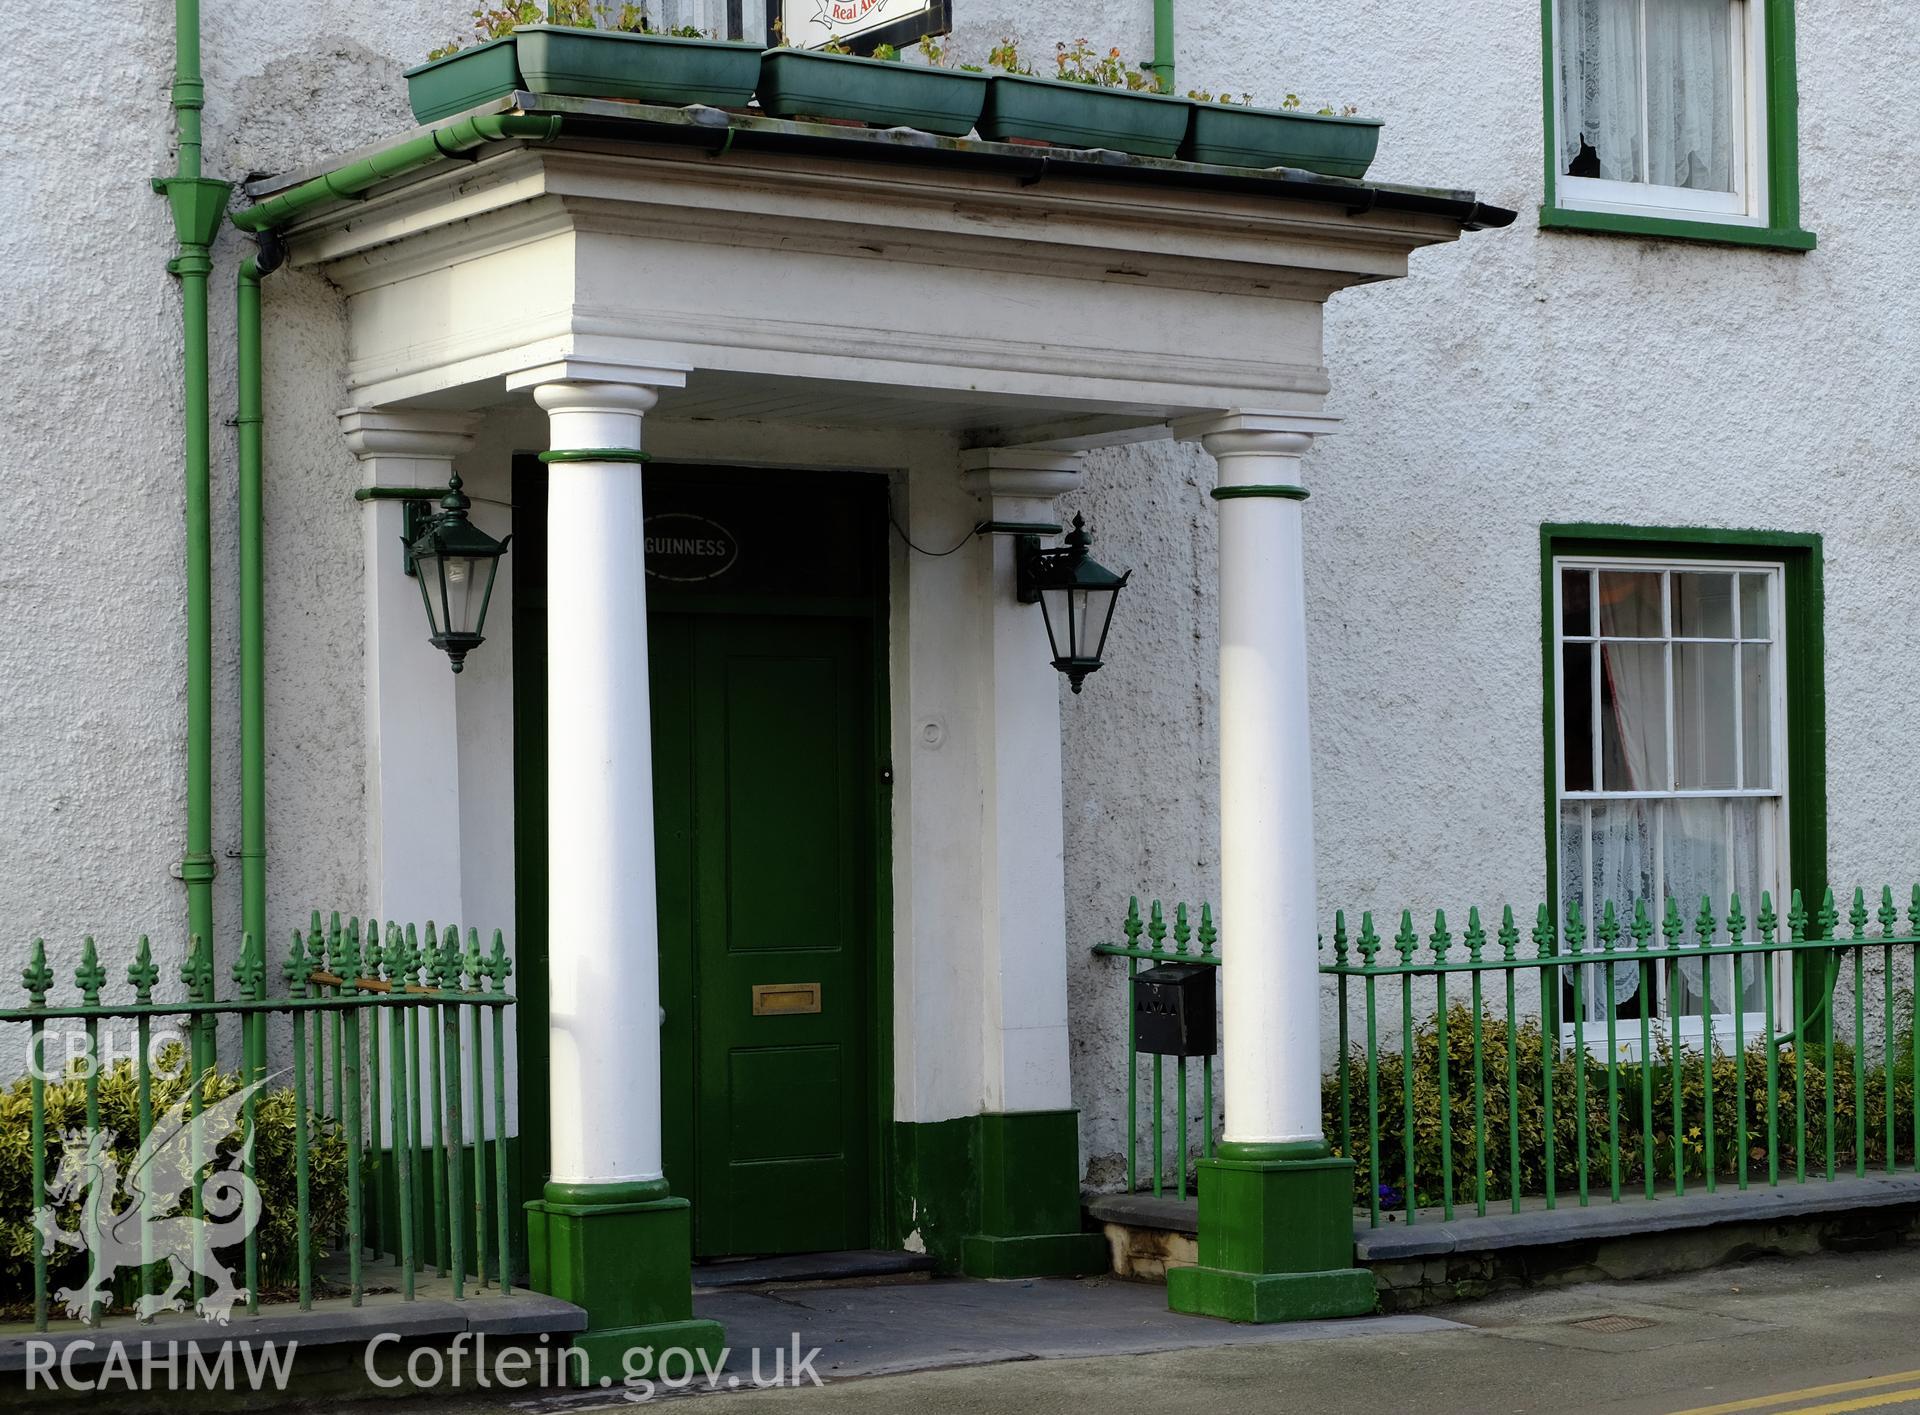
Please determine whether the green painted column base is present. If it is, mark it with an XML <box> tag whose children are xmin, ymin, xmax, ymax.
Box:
<box><xmin>1166</xmin><ymin>1149</ymin><xmax>1376</xmax><ymax>1323</ymax></box>
<box><xmin>566</xmin><ymin>1319</ymin><xmax>727</xmax><ymax>1387</ymax></box>
<box><xmin>527</xmin><ymin>1185</ymin><xmax>724</xmax><ymax>1384</ymax></box>
<box><xmin>1167</xmin><ymin>1265</ymin><xmax>1376</xmax><ymax>1323</ymax></box>
<box><xmin>960</xmin><ymin>1109</ymin><xmax>1107</xmax><ymax>1279</ymax></box>
<box><xmin>962</xmin><ymin>1230</ymin><xmax>1111</xmax><ymax>1279</ymax></box>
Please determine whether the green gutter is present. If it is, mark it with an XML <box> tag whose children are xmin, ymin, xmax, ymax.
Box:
<box><xmin>1149</xmin><ymin>0</ymin><xmax>1175</xmax><ymax>94</ymax></box>
<box><xmin>153</xmin><ymin>0</ymin><xmax>228</xmax><ymax>948</ymax></box>
<box><xmin>237</xmin><ymin>255</ymin><xmax>268</xmax><ymax>949</ymax></box>
<box><xmin>231</xmin><ymin>114</ymin><xmax>562</xmax><ymax>231</ymax></box>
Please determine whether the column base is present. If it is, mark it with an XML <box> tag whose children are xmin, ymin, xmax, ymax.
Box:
<box><xmin>961</xmin><ymin>1231</ymin><xmax>1111</xmax><ymax>1278</ymax></box>
<box><xmin>894</xmin><ymin>1110</ymin><xmax>1107</xmax><ymax>1277</ymax></box>
<box><xmin>963</xmin><ymin>1110</ymin><xmax>1107</xmax><ymax>1279</ymax></box>
<box><xmin>527</xmin><ymin>1185</ymin><xmax>723</xmax><ymax>1383</ymax></box>
<box><xmin>1166</xmin><ymin>1151</ymin><xmax>1376</xmax><ymax>1323</ymax></box>
<box><xmin>566</xmin><ymin>1319</ymin><xmax>727</xmax><ymax>1387</ymax></box>
<box><xmin>1167</xmin><ymin>1265</ymin><xmax>1376</xmax><ymax>1322</ymax></box>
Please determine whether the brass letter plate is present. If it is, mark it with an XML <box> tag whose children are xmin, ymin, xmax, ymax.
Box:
<box><xmin>752</xmin><ymin>982</ymin><xmax>822</xmax><ymax>1016</ymax></box>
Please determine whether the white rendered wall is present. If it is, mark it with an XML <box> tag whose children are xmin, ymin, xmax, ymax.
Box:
<box><xmin>5</xmin><ymin>0</ymin><xmax>1917</xmax><ymax>1195</ymax></box>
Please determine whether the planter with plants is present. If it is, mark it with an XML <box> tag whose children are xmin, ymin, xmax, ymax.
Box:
<box><xmin>756</xmin><ymin>34</ymin><xmax>988</xmax><ymax>137</ymax></box>
<box><xmin>976</xmin><ymin>40</ymin><xmax>1190</xmax><ymax>158</ymax></box>
<box><xmin>406</xmin><ymin>2</ymin><xmax>761</xmax><ymax>125</ymax></box>
<box><xmin>1182</xmin><ymin>90</ymin><xmax>1382</xmax><ymax>179</ymax></box>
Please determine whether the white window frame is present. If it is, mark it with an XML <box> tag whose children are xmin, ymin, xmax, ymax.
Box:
<box><xmin>1551</xmin><ymin>554</ymin><xmax>1792</xmax><ymax>1056</ymax></box>
<box><xmin>1550</xmin><ymin>0</ymin><xmax>1771</xmax><ymax>227</ymax></box>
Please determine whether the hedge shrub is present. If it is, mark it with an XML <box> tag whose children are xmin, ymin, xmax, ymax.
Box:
<box><xmin>0</xmin><ymin>1051</ymin><xmax>348</xmax><ymax>1309</ymax></box>
<box><xmin>1322</xmin><ymin>1005</ymin><xmax>1918</xmax><ymax>1210</ymax></box>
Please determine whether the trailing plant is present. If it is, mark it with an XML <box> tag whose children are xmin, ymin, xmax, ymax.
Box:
<box><xmin>1322</xmin><ymin>1004</ymin><xmax>1918</xmax><ymax>1211</ymax></box>
<box><xmin>0</xmin><ymin>1051</ymin><xmax>349</xmax><ymax>1312</ymax></box>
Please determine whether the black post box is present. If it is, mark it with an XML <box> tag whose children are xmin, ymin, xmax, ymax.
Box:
<box><xmin>1132</xmin><ymin>962</ymin><xmax>1217</xmax><ymax>1057</ymax></box>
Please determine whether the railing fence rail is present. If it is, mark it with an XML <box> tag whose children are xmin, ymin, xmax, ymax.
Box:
<box><xmin>3</xmin><ymin>912</ymin><xmax>517</xmax><ymax>1330</ymax></box>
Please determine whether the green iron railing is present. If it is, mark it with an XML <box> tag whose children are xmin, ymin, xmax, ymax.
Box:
<box><xmin>1323</xmin><ymin>887</ymin><xmax>1918</xmax><ymax>1229</ymax></box>
<box><xmin>5</xmin><ymin>912</ymin><xmax>517</xmax><ymax>1329</ymax></box>
<box><xmin>1092</xmin><ymin>897</ymin><xmax>1220</xmax><ymax>1199</ymax></box>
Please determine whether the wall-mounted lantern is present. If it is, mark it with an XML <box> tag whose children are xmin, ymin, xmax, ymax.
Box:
<box><xmin>405</xmin><ymin>473</ymin><xmax>510</xmax><ymax>674</ymax></box>
<box><xmin>1017</xmin><ymin>513</ymin><xmax>1130</xmax><ymax>694</ymax></box>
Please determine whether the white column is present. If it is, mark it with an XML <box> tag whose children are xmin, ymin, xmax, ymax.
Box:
<box><xmin>959</xmin><ymin>449</ymin><xmax>1084</xmax><ymax>1113</ymax></box>
<box><xmin>340</xmin><ymin>408</ymin><xmax>479</xmax><ymax>932</ymax></box>
<box><xmin>505</xmin><ymin>358</ymin><xmax>686</xmax><ymax>1190</ymax></box>
<box><xmin>1176</xmin><ymin>410</ymin><xmax>1340</xmax><ymax>1148</ymax></box>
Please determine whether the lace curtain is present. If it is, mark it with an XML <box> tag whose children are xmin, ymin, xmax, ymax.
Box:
<box><xmin>1559</xmin><ymin>0</ymin><xmax>1737</xmax><ymax>193</ymax></box>
<box><xmin>1568</xmin><ymin>572</ymin><xmax>1768</xmax><ymax>1016</ymax></box>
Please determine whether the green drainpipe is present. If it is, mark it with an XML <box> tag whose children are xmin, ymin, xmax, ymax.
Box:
<box><xmin>236</xmin><ymin>248</ymin><xmax>276</xmax><ymax>950</ymax></box>
<box><xmin>153</xmin><ymin>0</ymin><xmax>230</xmax><ymax>951</ymax></box>
<box><xmin>227</xmin><ymin>113</ymin><xmax>559</xmax><ymax>940</ymax></box>
<box><xmin>1150</xmin><ymin>0</ymin><xmax>1175</xmax><ymax>94</ymax></box>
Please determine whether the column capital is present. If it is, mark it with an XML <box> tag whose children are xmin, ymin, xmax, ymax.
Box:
<box><xmin>518</xmin><ymin>364</ymin><xmax>687</xmax><ymax>458</ymax></box>
<box><xmin>1172</xmin><ymin>409</ymin><xmax>1341</xmax><ymax>460</ymax></box>
<box><xmin>958</xmin><ymin>448</ymin><xmax>1086</xmax><ymax>502</ymax></box>
<box><xmin>337</xmin><ymin>407</ymin><xmax>478</xmax><ymax>465</ymax></box>
<box><xmin>1175</xmin><ymin>410</ymin><xmax>1341</xmax><ymax>498</ymax></box>
<box><xmin>503</xmin><ymin>356</ymin><xmax>689</xmax><ymax>396</ymax></box>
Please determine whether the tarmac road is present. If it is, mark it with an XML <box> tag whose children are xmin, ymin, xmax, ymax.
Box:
<box><xmin>372</xmin><ymin>1246</ymin><xmax>1920</xmax><ymax>1415</ymax></box>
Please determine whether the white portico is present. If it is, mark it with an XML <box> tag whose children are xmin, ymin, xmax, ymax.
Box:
<box><xmin>242</xmin><ymin>95</ymin><xmax>1508</xmax><ymax>1360</ymax></box>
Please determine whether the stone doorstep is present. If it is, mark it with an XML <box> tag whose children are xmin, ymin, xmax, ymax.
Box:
<box><xmin>1086</xmin><ymin>1171</ymin><xmax>1920</xmax><ymax>1270</ymax></box>
<box><xmin>0</xmin><ymin>1286</ymin><xmax>587</xmax><ymax>1373</ymax></box>
<box><xmin>693</xmin><ymin>1249</ymin><xmax>937</xmax><ymax>1291</ymax></box>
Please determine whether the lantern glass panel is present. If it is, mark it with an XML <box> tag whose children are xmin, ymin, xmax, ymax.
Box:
<box><xmin>440</xmin><ymin>553</ymin><xmax>489</xmax><ymax>636</ymax></box>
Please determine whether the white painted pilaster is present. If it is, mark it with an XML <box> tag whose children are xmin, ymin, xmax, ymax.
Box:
<box><xmin>959</xmin><ymin>449</ymin><xmax>1085</xmax><ymax>1114</ymax></box>
<box><xmin>505</xmin><ymin>357</ymin><xmax>687</xmax><ymax>1190</ymax></box>
<box><xmin>340</xmin><ymin>408</ymin><xmax>478</xmax><ymax>934</ymax></box>
<box><xmin>1175</xmin><ymin>410</ymin><xmax>1340</xmax><ymax>1148</ymax></box>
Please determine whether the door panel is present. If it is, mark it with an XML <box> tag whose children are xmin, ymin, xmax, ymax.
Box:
<box><xmin>653</xmin><ymin>612</ymin><xmax>874</xmax><ymax>1257</ymax></box>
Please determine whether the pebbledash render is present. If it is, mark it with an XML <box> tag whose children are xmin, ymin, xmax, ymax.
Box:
<box><xmin>0</xmin><ymin>0</ymin><xmax>1897</xmax><ymax>1364</ymax></box>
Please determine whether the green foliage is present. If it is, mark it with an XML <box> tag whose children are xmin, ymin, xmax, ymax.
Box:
<box><xmin>0</xmin><ymin>1052</ymin><xmax>348</xmax><ymax>1309</ymax></box>
<box><xmin>1051</xmin><ymin>38</ymin><xmax>1167</xmax><ymax>93</ymax></box>
<box><xmin>429</xmin><ymin>1</ymin><xmax>706</xmax><ymax>58</ymax></box>
<box><xmin>1322</xmin><ymin>1005</ymin><xmax>1918</xmax><ymax>1210</ymax></box>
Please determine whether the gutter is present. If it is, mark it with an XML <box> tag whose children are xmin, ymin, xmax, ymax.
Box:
<box><xmin>231</xmin><ymin>114</ymin><xmax>563</xmax><ymax>232</ymax></box>
<box><xmin>232</xmin><ymin>98</ymin><xmax>1515</xmax><ymax>234</ymax></box>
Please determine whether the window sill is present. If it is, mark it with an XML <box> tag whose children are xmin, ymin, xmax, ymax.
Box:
<box><xmin>1539</xmin><ymin>204</ymin><xmax>1817</xmax><ymax>252</ymax></box>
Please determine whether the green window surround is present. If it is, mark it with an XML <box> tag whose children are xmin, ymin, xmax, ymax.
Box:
<box><xmin>1538</xmin><ymin>524</ymin><xmax>1827</xmax><ymax>970</ymax></box>
<box><xmin>1538</xmin><ymin>0</ymin><xmax>1815</xmax><ymax>252</ymax></box>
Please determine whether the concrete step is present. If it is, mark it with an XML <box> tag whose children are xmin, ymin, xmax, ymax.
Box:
<box><xmin>693</xmin><ymin>1249</ymin><xmax>937</xmax><ymax>1291</ymax></box>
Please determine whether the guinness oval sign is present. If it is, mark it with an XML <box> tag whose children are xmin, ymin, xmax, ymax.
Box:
<box><xmin>644</xmin><ymin>513</ymin><xmax>739</xmax><ymax>583</ymax></box>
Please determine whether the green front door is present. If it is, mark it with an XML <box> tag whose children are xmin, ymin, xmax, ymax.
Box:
<box><xmin>652</xmin><ymin>610</ymin><xmax>877</xmax><ymax>1257</ymax></box>
<box><xmin>514</xmin><ymin>462</ymin><xmax>888</xmax><ymax>1261</ymax></box>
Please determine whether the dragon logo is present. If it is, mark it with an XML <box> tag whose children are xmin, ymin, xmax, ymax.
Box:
<box><xmin>32</xmin><ymin>1080</ymin><xmax>268</xmax><ymax>1325</ymax></box>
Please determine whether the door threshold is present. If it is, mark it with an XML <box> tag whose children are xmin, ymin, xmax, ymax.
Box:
<box><xmin>693</xmin><ymin>1249</ymin><xmax>938</xmax><ymax>1292</ymax></box>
